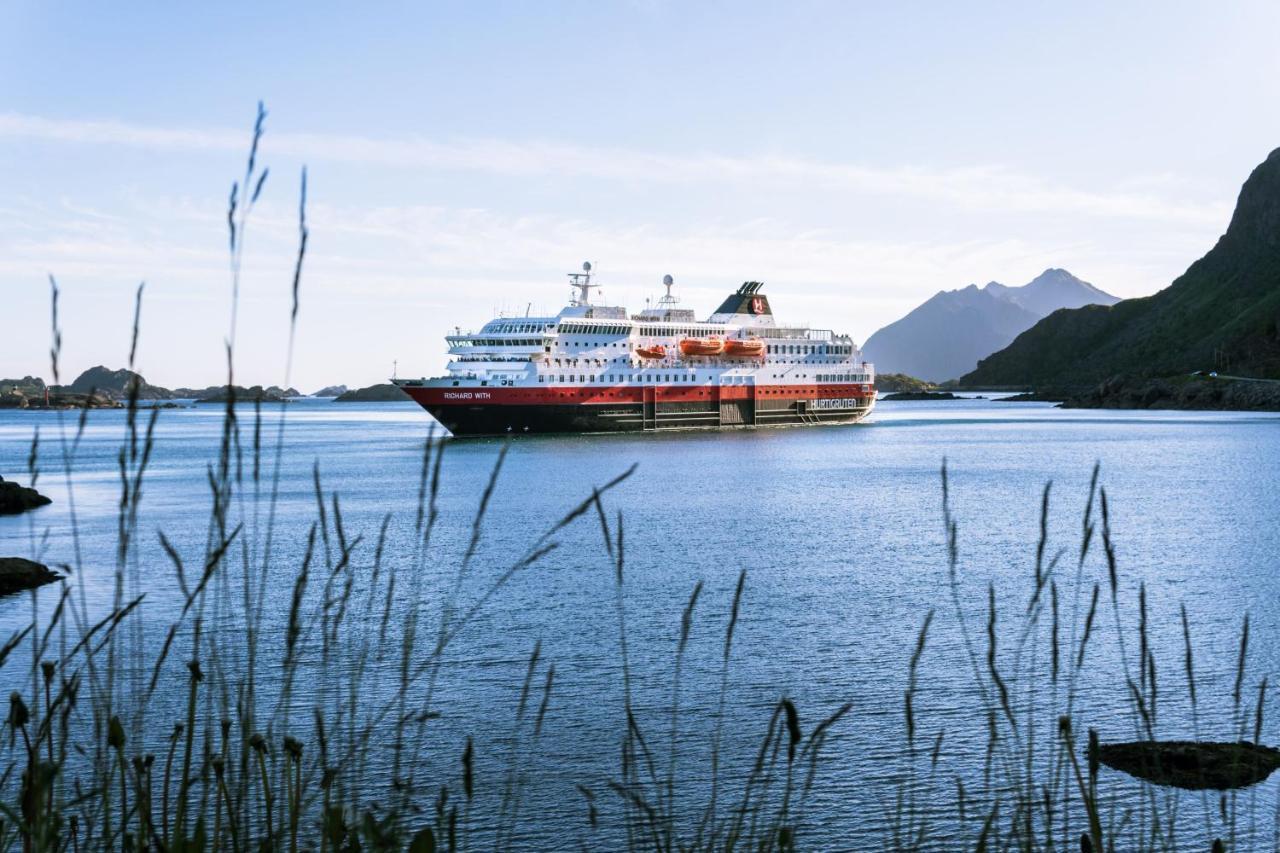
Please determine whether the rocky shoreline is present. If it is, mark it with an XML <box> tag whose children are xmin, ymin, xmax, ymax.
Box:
<box><xmin>1061</xmin><ymin>375</ymin><xmax>1280</xmax><ymax>411</ymax></box>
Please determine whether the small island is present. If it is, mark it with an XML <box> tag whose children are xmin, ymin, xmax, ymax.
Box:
<box><xmin>881</xmin><ymin>390</ymin><xmax>960</xmax><ymax>401</ymax></box>
<box><xmin>875</xmin><ymin>373</ymin><xmax>939</xmax><ymax>394</ymax></box>
<box><xmin>334</xmin><ymin>384</ymin><xmax>407</xmax><ymax>402</ymax></box>
<box><xmin>193</xmin><ymin>385</ymin><xmax>301</xmax><ymax>404</ymax></box>
<box><xmin>311</xmin><ymin>384</ymin><xmax>349</xmax><ymax>397</ymax></box>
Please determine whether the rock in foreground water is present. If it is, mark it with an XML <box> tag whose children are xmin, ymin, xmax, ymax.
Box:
<box><xmin>0</xmin><ymin>476</ymin><xmax>52</xmax><ymax>515</ymax></box>
<box><xmin>1095</xmin><ymin>740</ymin><xmax>1280</xmax><ymax>790</ymax></box>
<box><xmin>0</xmin><ymin>557</ymin><xmax>61</xmax><ymax>596</ymax></box>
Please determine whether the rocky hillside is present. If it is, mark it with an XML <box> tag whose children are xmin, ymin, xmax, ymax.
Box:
<box><xmin>863</xmin><ymin>269</ymin><xmax>1117</xmax><ymax>382</ymax></box>
<box><xmin>962</xmin><ymin>147</ymin><xmax>1280</xmax><ymax>389</ymax></box>
<box><xmin>67</xmin><ymin>366</ymin><xmax>174</xmax><ymax>400</ymax></box>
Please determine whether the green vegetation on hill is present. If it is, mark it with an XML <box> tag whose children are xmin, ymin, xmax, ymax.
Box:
<box><xmin>874</xmin><ymin>372</ymin><xmax>937</xmax><ymax>393</ymax></box>
<box><xmin>961</xmin><ymin>147</ymin><xmax>1280</xmax><ymax>389</ymax></box>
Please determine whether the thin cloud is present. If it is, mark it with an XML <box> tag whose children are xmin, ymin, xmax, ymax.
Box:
<box><xmin>0</xmin><ymin>111</ymin><xmax>1229</xmax><ymax>226</ymax></box>
<box><xmin>0</xmin><ymin>190</ymin><xmax>1202</xmax><ymax>389</ymax></box>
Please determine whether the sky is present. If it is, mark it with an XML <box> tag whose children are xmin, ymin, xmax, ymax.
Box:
<box><xmin>3</xmin><ymin>1</ymin><xmax>1280</xmax><ymax>391</ymax></box>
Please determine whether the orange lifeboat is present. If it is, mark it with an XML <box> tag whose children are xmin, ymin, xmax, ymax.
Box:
<box><xmin>678</xmin><ymin>336</ymin><xmax>725</xmax><ymax>357</ymax></box>
<box><xmin>635</xmin><ymin>345</ymin><xmax>667</xmax><ymax>360</ymax></box>
<box><xmin>724</xmin><ymin>338</ymin><xmax>765</xmax><ymax>358</ymax></box>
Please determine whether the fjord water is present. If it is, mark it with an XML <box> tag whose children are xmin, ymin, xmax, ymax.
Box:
<box><xmin>3</xmin><ymin>396</ymin><xmax>1279</xmax><ymax>846</ymax></box>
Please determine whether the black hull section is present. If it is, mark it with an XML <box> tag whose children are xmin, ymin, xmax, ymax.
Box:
<box><xmin>423</xmin><ymin>399</ymin><xmax>874</xmax><ymax>437</ymax></box>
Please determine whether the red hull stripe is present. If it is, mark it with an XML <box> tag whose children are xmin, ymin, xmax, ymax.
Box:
<box><xmin>402</xmin><ymin>383</ymin><xmax>875</xmax><ymax>407</ymax></box>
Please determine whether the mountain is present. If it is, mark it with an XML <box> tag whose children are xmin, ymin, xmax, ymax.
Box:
<box><xmin>984</xmin><ymin>268</ymin><xmax>1119</xmax><ymax>316</ymax></box>
<box><xmin>862</xmin><ymin>269</ymin><xmax>1119</xmax><ymax>382</ymax></box>
<box><xmin>961</xmin><ymin>147</ymin><xmax>1280</xmax><ymax>390</ymax></box>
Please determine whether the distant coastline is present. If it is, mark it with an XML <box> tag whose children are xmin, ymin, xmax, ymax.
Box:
<box><xmin>0</xmin><ymin>368</ymin><xmax>385</xmax><ymax>409</ymax></box>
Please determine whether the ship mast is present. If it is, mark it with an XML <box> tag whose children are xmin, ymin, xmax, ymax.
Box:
<box><xmin>568</xmin><ymin>261</ymin><xmax>597</xmax><ymax>306</ymax></box>
<box><xmin>657</xmin><ymin>273</ymin><xmax>678</xmax><ymax>309</ymax></box>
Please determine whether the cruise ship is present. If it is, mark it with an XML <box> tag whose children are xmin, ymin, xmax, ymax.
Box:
<box><xmin>393</xmin><ymin>264</ymin><xmax>876</xmax><ymax>436</ymax></box>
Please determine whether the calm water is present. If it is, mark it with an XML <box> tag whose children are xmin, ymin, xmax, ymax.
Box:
<box><xmin>2</xmin><ymin>396</ymin><xmax>1279</xmax><ymax>847</ymax></box>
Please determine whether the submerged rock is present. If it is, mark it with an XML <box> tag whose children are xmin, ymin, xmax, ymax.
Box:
<box><xmin>0</xmin><ymin>557</ymin><xmax>61</xmax><ymax>596</ymax></box>
<box><xmin>0</xmin><ymin>476</ymin><xmax>52</xmax><ymax>515</ymax></box>
<box><xmin>1094</xmin><ymin>740</ymin><xmax>1280</xmax><ymax>790</ymax></box>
